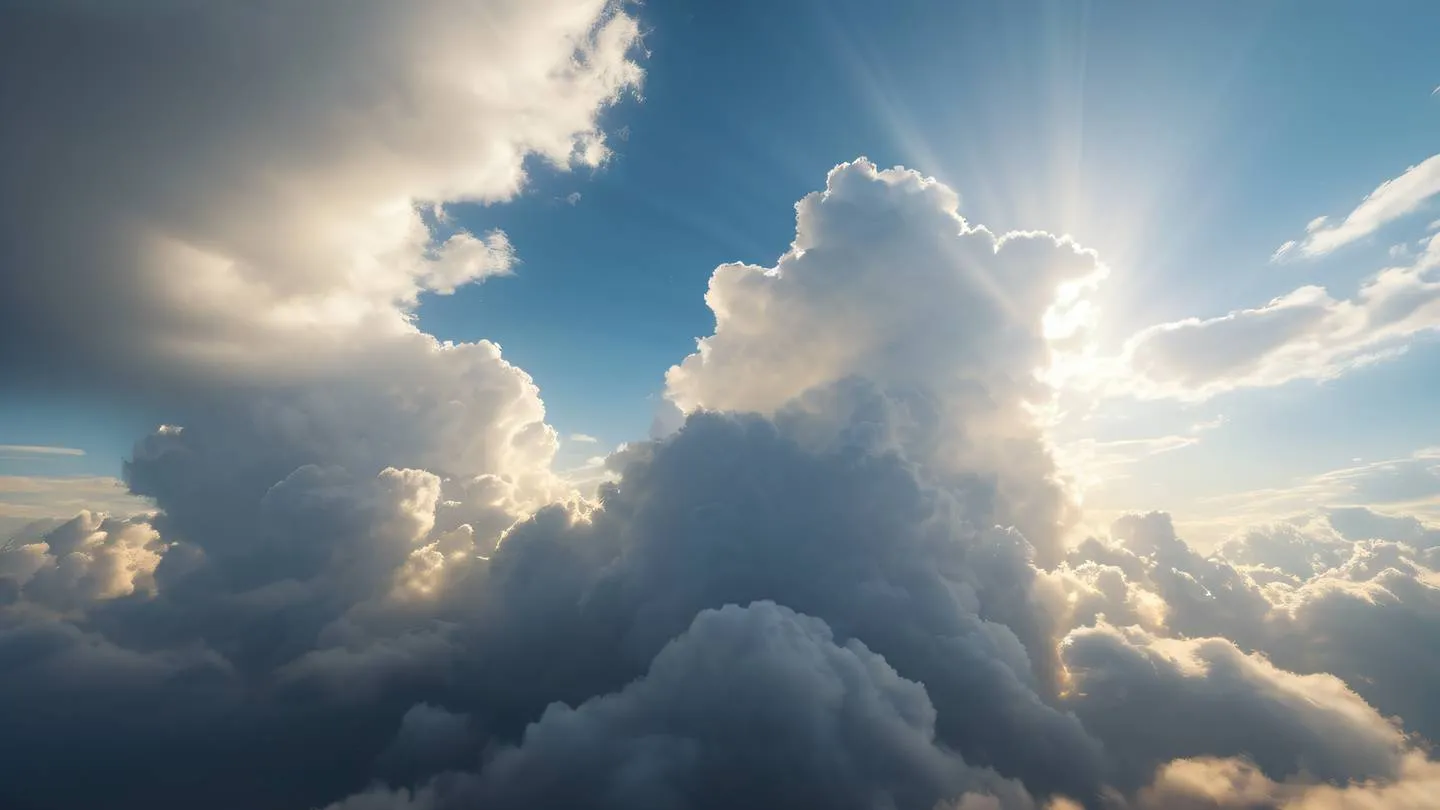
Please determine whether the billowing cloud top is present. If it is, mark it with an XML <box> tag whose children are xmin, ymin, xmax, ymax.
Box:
<box><xmin>668</xmin><ymin>158</ymin><xmax>1105</xmax><ymax>563</ymax></box>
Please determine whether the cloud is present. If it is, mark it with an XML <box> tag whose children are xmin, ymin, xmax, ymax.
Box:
<box><xmin>1280</xmin><ymin>152</ymin><xmax>1440</xmax><ymax>258</ymax></box>
<box><xmin>1133</xmin><ymin>753</ymin><xmax>1440</xmax><ymax>810</ymax></box>
<box><xmin>0</xmin><ymin>156</ymin><xmax>1128</xmax><ymax>810</ymax></box>
<box><xmin>1052</xmin><ymin>510</ymin><xmax>1440</xmax><ymax>747</ymax></box>
<box><xmin>0</xmin><ymin>511</ymin><xmax>166</xmax><ymax>612</ymax></box>
<box><xmin>1116</xmin><ymin>232</ymin><xmax>1440</xmax><ymax>400</ymax></box>
<box><xmin>667</xmin><ymin>157</ymin><xmax>1107</xmax><ymax>564</ymax></box>
<box><xmin>1198</xmin><ymin>448</ymin><xmax>1440</xmax><ymax>528</ymax></box>
<box><xmin>1063</xmin><ymin>623</ymin><xmax>1409</xmax><ymax>789</ymax></box>
<box><xmin>1</xmin><ymin>26</ymin><xmax>1438</xmax><ymax>805</ymax></box>
<box><xmin>1052</xmin><ymin>416</ymin><xmax>1224</xmax><ymax>495</ymax></box>
<box><xmin>0</xmin><ymin>445</ymin><xmax>85</xmax><ymax>458</ymax></box>
<box><xmin>0</xmin><ymin>0</ymin><xmax>642</xmax><ymax>392</ymax></box>
<box><xmin>567</xmin><ymin>433</ymin><xmax>599</xmax><ymax>443</ymax></box>
<box><xmin>332</xmin><ymin>602</ymin><xmax>1040</xmax><ymax>810</ymax></box>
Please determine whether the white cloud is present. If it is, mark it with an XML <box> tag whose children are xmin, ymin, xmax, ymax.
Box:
<box><xmin>0</xmin><ymin>0</ymin><xmax>644</xmax><ymax>566</ymax></box>
<box><xmin>667</xmin><ymin>157</ymin><xmax>1106</xmax><ymax>561</ymax></box>
<box><xmin>567</xmin><ymin>433</ymin><xmax>599</xmax><ymax>443</ymax></box>
<box><xmin>667</xmin><ymin>158</ymin><xmax>1106</xmax><ymax>417</ymax></box>
<box><xmin>1282</xmin><ymin>152</ymin><xmax>1440</xmax><ymax>258</ymax></box>
<box><xmin>0</xmin><ymin>445</ymin><xmax>86</xmax><ymax>458</ymax></box>
<box><xmin>1116</xmin><ymin>232</ymin><xmax>1440</xmax><ymax>400</ymax></box>
<box><xmin>0</xmin><ymin>0</ymin><xmax>643</xmax><ymax>389</ymax></box>
<box><xmin>0</xmin><ymin>511</ymin><xmax>167</xmax><ymax>611</ymax></box>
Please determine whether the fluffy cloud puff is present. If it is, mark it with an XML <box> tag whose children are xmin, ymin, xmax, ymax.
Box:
<box><xmin>667</xmin><ymin>158</ymin><xmax>1106</xmax><ymax>564</ymax></box>
<box><xmin>0</xmin><ymin>511</ymin><xmax>165</xmax><ymax>611</ymax></box>
<box><xmin>1051</xmin><ymin>511</ymin><xmax>1440</xmax><ymax>748</ymax></box>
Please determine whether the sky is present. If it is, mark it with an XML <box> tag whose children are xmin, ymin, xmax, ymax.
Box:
<box><xmin>5</xmin><ymin>0</ymin><xmax>1440</xmax><ymax>546</ymax></box>
<box><xmin>2</xmin><ymin>2</ymin><xmax>1440</xmax><ymax>809</ymax></box>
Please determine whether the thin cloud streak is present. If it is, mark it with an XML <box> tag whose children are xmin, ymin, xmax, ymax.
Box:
<box><xmin>0</xmin><ymin>444</ymin><xmax>86</xmax><ymax>457</ymax></box>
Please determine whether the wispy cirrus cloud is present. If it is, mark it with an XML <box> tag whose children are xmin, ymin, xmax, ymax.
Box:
<box><xmin>1193</xmin><ymin>446</ymin><xmax>1440</xmax><ymax>533</ymax></box>
<box><xmin>1054</xmin><ymin>415</ymin><xmax>1226</xmax><ymax>494</ymax></box>
<box><xmin>1275</xmin><ymin>152</ymin><xmax>1440</xmax><ymax>260</ymax></box>
<box><xmin>0</xmin><ymin>444</ymin><xmax>86</xmax><ymax>458</ymax></box>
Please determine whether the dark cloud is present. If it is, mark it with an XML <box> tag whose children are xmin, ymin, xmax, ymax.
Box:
<box><xmin>456</xmin><ymin>396</ymin><xmax>1106</xmax><ymax>802</ymax></box>
<box><xmin>333</xmin><ymin>602</ymin><xmax>1039</xmax><ymax>810</ymax></box>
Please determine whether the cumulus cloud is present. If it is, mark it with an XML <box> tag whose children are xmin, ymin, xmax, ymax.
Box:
<box><xmin>0</xmin><ymin>0</ymin><xmax>645</xmax><ymax>562</ymax></box>
<box><xmin>1279</xmin><ymin>152</ymin><xmax>1440</xmax><ymax>258</ymax></box>
<box><xmin>668</xmin><ymin>157</ymin><xmax>1106</xmax><ymax>563</ymax></box>
<box><xmin>1063</xmin><ymin>623</ymin><xmax>1409</xmax><ymax>788</ymax></box>
<box><xmin>0</xmin><ymin>511</ymin><xmax>166</xmax><ymax>611</ymax></box>
<box><xmin>1050</xmin><ymin>510</ymin><xmax>1440</xmax><ymax>747</ymax></box>
<box><xmin>0</xmin><ymin>0</ymin><xmax>641</xmax><ymax>390</ymax></box>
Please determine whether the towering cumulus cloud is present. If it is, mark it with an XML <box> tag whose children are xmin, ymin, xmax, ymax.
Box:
<box><xmin>667</xmin><ymin>160</ymin><xmax>1105</xmax><ymax>566</ymax></box>
<box><xmin>3</xmin><ymin>5</ymin><xmax>1440</xmax><ymax>809</ymax></box>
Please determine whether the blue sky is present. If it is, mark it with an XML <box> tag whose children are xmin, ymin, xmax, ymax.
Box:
<box><xmin>4</xmin><ymin>0</ymin><xmax>1440</xmax><ymax>544</ymax></box>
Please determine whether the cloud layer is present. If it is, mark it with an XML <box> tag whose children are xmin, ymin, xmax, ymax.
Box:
<box><xmin>1</xmin><ymin>6</ymin><xmax>1439</xmax><ymax>810</ymax></box>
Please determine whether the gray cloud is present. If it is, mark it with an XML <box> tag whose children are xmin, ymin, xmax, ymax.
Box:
<box><xmin>333</xmin><ymin>602</ymin><xmax>1039</xmax><ymax>810</ymax></box>
<box><xmin>1053</xmin><ymin>511</ymin><xmax>1440</xmax><ymax>749</ymax></box>
<box><xmin>1063</xmin><ymin>623</ymin><xmax>1408</xmax><ymax>789</ymax></box>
